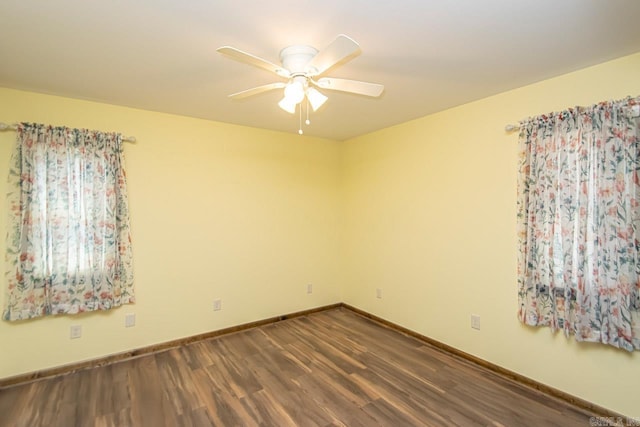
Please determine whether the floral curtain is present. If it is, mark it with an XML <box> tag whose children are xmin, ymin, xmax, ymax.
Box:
<box><xmin>3</xmin><ymin>123</ymin><xmax>134</xmax><ymax>321</ymax></box>
<box><xmin>517</xmin><ymin>96</ymin><xmax>640</xmax><ymax>351</ymax></box>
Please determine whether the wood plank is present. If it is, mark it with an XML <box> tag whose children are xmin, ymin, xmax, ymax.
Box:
<box><xmin>0</xmin><ymin>307</ymin><xmax>605</xmax><ymax>426</ymax></box>
<box><xmin>0</xmin><ymin>303</ymin><xmax>342</xmax><ymax>389</ymax></box>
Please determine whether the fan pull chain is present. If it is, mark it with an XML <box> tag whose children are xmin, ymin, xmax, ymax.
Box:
<box><xmin>305</xmin><ymin>99</ymin><xmax>311</xmax><ymax>125</ymax></box>
<box><xmin>298</xmin><ymin>104</ymin><xmax>303</xmax><ymax>135</ymax></box>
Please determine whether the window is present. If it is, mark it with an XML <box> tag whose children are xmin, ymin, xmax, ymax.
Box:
<box><xmin>3</xmin><ymin>123</ymin><xmax>134</xmax><ymax>321</ymax></box>
<box><xmin>517</xmin><ymin>97</ymin><xmax>640</xmax><ymax>351</ymax></box>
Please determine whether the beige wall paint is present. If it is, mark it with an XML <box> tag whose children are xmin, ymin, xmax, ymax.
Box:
<box><xmin>341</xmin><ymin>52</ymin><xmax>640</xmax><ymax>417</ymax></box>
<box><xmin>1</xmin><ymin>52</ymin><xmax>640</xmax><ymax>417</ymax></box>
<box><xmin>0</xmin><ymin>88</ymin><xmax>343</xmax><ymax>378</ymax></box>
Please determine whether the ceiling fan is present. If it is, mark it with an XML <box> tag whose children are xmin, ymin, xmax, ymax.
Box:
<box><xmin>217</xmin><ymin>35</ymin><xmax>384</xmax><ymax>133</ymax></box>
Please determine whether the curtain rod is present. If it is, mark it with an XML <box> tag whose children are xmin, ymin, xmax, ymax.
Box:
<box><xmin>505</xmin><ymin>104</ymin><xmax>640</xmax><ymax>133</ymax></box>
<box><xmin>0</xmin><ymin>122</ymin><xmax>136</xmax><ymax>143</ymax></box>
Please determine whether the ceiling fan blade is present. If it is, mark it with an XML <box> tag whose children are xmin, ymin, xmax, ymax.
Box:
<box><xmin>305</xmin><ymin>34</ymin><xmax>361</xmax><ymax>77</ymax></box>
<box><xmin>315</xmin><ymin>78</ymin><xmax>384</xmax><ymax>97</ymax></box>
<box><xmin>217</xmin><ymin>46</ymin><xmax>290</xmax><ymax>78</ymax></box>
<box><xmin>228</xmin><ymin>82</ymin><xmax>287</xmax><ymax>99</ymax></box>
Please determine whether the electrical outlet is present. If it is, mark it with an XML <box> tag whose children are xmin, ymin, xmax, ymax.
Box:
<box><xmin>125</xmin><ymin>313</ymin><xmax>136</xmax><ymax>328</ymax></box>
<box><xmin>213</xmin><ymin>299</ymin><xmax>222</xmax><ymax>311</ymax></box>
<box><xmin>376</xmin><ymin>288</ymin><xmax>382</xmax><ymax>299</ymax></box>
<box><xmin>70</xmin><ymin>325</ymin><xmax>82</xmax><ymax>339</ymax></box>
<box><xmin>307</xmin><ymin>283</ymin><xmax>313</xmax><ymax>294</ymax></box>
<box><xmin>471</xmin><ymin>314</ymin><xmax>481</xmax><ymax>330</ymax></box>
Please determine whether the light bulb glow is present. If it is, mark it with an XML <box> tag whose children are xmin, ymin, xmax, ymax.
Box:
<box><xmin>284</xmin><ymin>81</ymin><xmax>305</xmax><ymax>104</ymax></box>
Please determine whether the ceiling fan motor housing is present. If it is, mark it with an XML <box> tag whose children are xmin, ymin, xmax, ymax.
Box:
<box><xmin>279</xmin><ymin>45</ymin><xmax>318</xmax><ymax>74</ymax></box>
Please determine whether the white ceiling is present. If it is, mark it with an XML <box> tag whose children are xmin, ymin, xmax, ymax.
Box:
<box><xmin>1</xmin><ymin>1</ymin><xmax>640</xmax><ymax>141</ymax></box>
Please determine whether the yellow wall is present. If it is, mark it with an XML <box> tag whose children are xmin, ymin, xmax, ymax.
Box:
<box><xmin>341</xmin><ymin>52</ymin><xmax>640</xmax><ymax>417</ymax></box>
<box><xmin>0</xmin><ymin>88</ymin><xmax>343</xmax><ymax>378</ymax></box>
<box><xmin>1</xmin><ymin>52</ymin><xmax>640</xmax><ymax>417</ymax></box>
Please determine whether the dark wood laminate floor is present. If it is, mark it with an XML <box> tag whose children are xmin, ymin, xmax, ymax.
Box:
<box><xmin>0</xmin><ymin>308</ymin><xmax>596</xmax><ymax>426</ymax></box>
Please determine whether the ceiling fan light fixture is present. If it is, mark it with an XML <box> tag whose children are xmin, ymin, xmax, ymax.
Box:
<box><xmin>278</xmin><ymin>97</ymin><xmax>297</xmax><ymax>114</ymax></box>
<box><xmin>283</xmin><ymin>80</ymin><xmax>305</xmax><ymax>104</ymax></box>
<box><xmin>218</xmin><ymin>35</ymin><xmax>384</xmax><ymax>135</ymax></box>
<box><xmin>306</xmin><ymin>87</ymin><xmax>328</xmax><ymax>111</ymax></box>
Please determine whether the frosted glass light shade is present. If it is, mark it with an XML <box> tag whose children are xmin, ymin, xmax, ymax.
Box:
<box><xmin>306</xmin><ymin>87</ymin><xmax>328</xmax><ymax>111</ymax></box>
<box><xmin>283</xmin><ymin>81</ymin><xmax>305</xmax><ymax>104</ymax></box>
<box><xmin>278</xmin><ymin>97</ymin><xmax>297</xmax><ymax>114</ymax></box>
